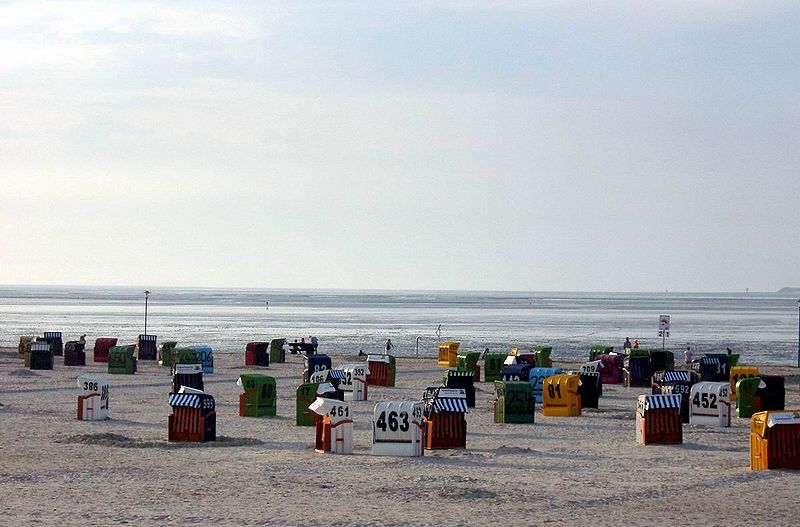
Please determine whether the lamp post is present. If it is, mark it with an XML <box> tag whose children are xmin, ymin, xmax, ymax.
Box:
<box><xmin>796</xmin><ymin>299</ymin><xmax>799</xmax><ymax>368</ymax></box>
<box><xmin>144</xmin><ymin>290</ymin><xmax>151</xmax><ymax>336</ymax></box>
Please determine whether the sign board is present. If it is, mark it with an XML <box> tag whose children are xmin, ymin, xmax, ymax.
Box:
<box><xmin>174</xmin><ymin>363</ymin><xmax>203</xmax><ymax>375</ymax></box>
<box><xmin>658</xmin><ymin>314</ymin><xmax>670</xmax><ymax>337</ymax></box>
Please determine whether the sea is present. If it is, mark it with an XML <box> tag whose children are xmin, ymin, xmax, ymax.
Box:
<box><xmin>1</xmin><ymin>286</ymin><xmax>798</xmax><ymax>365</ymax></box>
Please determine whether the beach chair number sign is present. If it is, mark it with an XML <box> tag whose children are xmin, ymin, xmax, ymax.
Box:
<box><xmin>375</xmin><ymin>406</ymin><xmax>421</xmax><ymax>434</ymax></box>
<box><xmin>83</xmin><ymin>381</ymin><xmax>109</xmax><ymax>407</ymax></box>
<box><xmin>339</xmin><ymin>367</ymin><xmax>366</xmax><ymax>389</ymax></box>
<box><xmin>242</xmin><ymin>376</ymin><xmax>274</xmax><ymax>400</ymax></box>
<box><xmin>692</xmin><ymin>387</ymin><xmax>727</xmax><ymax>410</ymax></box>
<box><xmin>506</xmin><ymin>387</ymin><xmax>534</xmax><ymax>412</ymax></box>
<box><xmin>548</xmin><ymin>383</ymin><xmax>562</xmax><ymax>399</ymax></box>
<box><xmin>327</xmin><ymin>403</ymin><xmax>350</xmax><ymax>419</ymax></box>
<box><xmin>670</xmin><ymin>383</ymin><xmax>692</xmax><ymax>395</ymax></box>
<box><xmin>309</xmin><ymin>370</ymin><xmax>329</xmax><ymax>384</ymax></box>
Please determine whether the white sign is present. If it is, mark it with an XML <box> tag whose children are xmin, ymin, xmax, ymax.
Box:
<box><xmin>659</xmin><ymin>314</ymin><xmax>670</xmax><ymax>331</ymax></box>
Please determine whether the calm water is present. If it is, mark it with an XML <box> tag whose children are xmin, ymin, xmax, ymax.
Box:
<box><xmin>1</xmin><ymin>286</ymin><xmax>798</xmax><ymax>365</ymax></box>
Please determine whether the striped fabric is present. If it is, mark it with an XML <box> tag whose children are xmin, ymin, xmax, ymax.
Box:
<box><xmin>43</xmin><ymin>331</ymin><xmax>62</xmax><ymax>338</ymax></box>
<box><xmin>139</xmin><ymin>334</ymin><xmax>157</xmax><ymax>341</ymax></box>
<box><xmin>434</xmin><ymin>397</ymin><xmax>468</xmax><ymax>413</ymax></box>
<box><xmin>31</xmin><ymin>342</ymin><xmax>51</xmax><ymax>352</ymax></box>
<box><xmin>327</xmin><ymin>370</ymin><xmax>347</xmax><ymax>380</ymax></box>
<box><xmin>702</xmin><ymin>357</ymin><xmax>720</xmax><ymax>365</ymax></box>
<box><xmin>643</xmin><ymin>394</ymin><xmax>682</xmax><ymax>410</ymax></box>
<box><xmin>446</xmin><ymin>371</ymin><xmax>474</xmax><ymax>379</ymax></box>
<box><xmin>663</xmin><ymin>371</ymin><xmax>691</xmax><ymax>382</ymax></box>
<box><xmin>169</xmin><ymin>393</ymin><xmax>201</xmax><ymax>408</ymax></box>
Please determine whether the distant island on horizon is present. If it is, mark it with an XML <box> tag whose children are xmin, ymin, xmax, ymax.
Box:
<box><xmin>777</xmin><ymin>287</ymin><xmax>800</xmax><ymax>294</ymax></box>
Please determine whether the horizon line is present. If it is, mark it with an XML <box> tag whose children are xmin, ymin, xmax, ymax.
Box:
<box><xmin>0</xmin><ymin>283</ymin><xmax>795</xmax><ymax>296</ymax></box>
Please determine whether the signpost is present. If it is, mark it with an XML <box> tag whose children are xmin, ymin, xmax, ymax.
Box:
<box><xmin>658</xmin><ymin>314</ymin><xmax>670</xmax><ymax>351</ymax></box>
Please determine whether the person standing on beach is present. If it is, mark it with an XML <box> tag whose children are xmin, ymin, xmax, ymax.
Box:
<box><xmin>310</xmin><ymin>335</ymin><xmax>318</xmax><ymax>352</ymax></box>
<box><xmin>632</xmin><ymin>339</ymin><xmax>639</xmax><ymax>349</ymax></box>
<box><xmin>384</xmin><ymin>338</ymin><xmax>394</xmax><ymax>355</ymax></box>
<box><xmin>623</xmin><ymin>337</ymin><xmax>632</xmax><ymax>350</ymax></box>
<box><xmin>684</xmin><ymin>346</ymin><xmax>692</xmax><ymax>364</ymax></box>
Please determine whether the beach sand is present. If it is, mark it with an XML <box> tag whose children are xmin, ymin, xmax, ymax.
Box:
<box><xmin>1</xmin><ymin>347</ymin><xmax>798</xmax><ymax>526</ymax></box>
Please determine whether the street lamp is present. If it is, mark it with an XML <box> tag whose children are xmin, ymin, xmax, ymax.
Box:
<box><xmin>144</xmin><ymin>290</ymin><xmax>151</xmax><ymax>336</ymax></box>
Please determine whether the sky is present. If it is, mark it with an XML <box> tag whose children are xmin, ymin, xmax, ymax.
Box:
<box><xmin>0</xmin><ymin>1</ymin><xmax>798</xmax><ymax>292</ymax></box>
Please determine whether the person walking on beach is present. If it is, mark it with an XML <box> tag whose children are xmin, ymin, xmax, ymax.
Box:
<box><xmin>623</xmin><ymin>337</ymin><xmax>632</xmax><ymax>351</ymax></box>
<box><xmin>684</xmin><ymin>346</ymin><xmax>692</xmax><ymax>364</ymax></box>
<box><xmin>384</xmin><ymin>338</ymin><xmax>394</xmax><ymax>355</ymax></box>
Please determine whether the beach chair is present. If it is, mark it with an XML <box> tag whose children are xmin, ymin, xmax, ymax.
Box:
<box><xmin>689</xmin><ymin>382</ymin><xmax>732</xmax><ymax>427</ymax></box>
<box><xmin>137</xmin><ymin>334</ymin><xmax>157</xmax><ymax>360</ymax></box>
<box><xmin>29</xmin><ymin>342</ymin><xmax>53</xmax><ymax>370</ymax></box>
<box><xmin>597</xmin><ymin>354</ymin><xmax>622</xmax><ymax>385</ymax></box>
<box><xmin>533</xmin><ymin>346</ymin><xmax>553</xmax><ymax>367</ymax></box>
<box><xmin>310</xmin><ymin>398</ymin><xmax>352</xmax><ymax>454</ymax></box>
<box><xmin>578</xmin><ymin>372</ymin><xmax>602</xmax><ymax>409</ymax></box>
<box><xmin>269</xmin><ymin>338</ymin><xmax>287</xmax><ymax>364</ymax></box>
<box><xmin>64</xmin><ymin>341</ymin><xmax>86</xmax><ymax>366</ymax></box>
<box><xmin>529</xmin><ymin>367</ymin><xmax>563</xmax><ymax>404</ymax></box>
<box><xmin>542</xmin><ymin>374</ymin><xmax>581</xmax><ymax>417</ymax></box>
<box><xmin>77</xmin><ymin>375</ymin><xmax>109</xmax><ymax>421</ymax></box>
<box><xmin>422</xmin><ymin>387</ymin><xmax>468</xmax><ymax>449</ymax></box>
<box><xmin>623</xmin><ymin>355</ymin><xmax>651</xmax><ymax>388</ymax></box>
<box><xmin>494</xmin><ymin>381</ymin><xmax>535</xmax><ymax>424</ymax></box>
<box><xmin>366</xmin><ymin>355</ymin><xmax>393</xmax><ymax>387</ymax></box>
<box><xmin>42</xmin><ymin>331</ymin><xmax>63</xmax><ymax>356</ymax></box>
<box><xmin>750</xmin><ymin>410</ymin><xmax>800</xmax><ymax>470</ymax></box>
<box><xmin>168</xmin><ymin>390</ymin><xmax>216</xmax><ymax>443</ymax></box>
<box><xmin>238</xmin><ymin>374</ymin><xmax>277</xmax><ymax>417</ymax></box>
<box><xmin>437</xmin><ymin>342</ymin><xmax>460</xmax><ymax>368</ymax></box>
<box><xmin>108</xmin><ymin>345</ymin><xmax>137</xmax><ymax>374</ymax></box>
<box><xmin>636</xmin><ymin>394</ymin><xmax>683</xmax><ymax>445</ymax></box>
<box><xmin>93</xmin><ymin>337</ymin><xmax>117</xmax><ymax>363</ymax></box>
<box><xmin>483</xmin><ymin>352</ymin><xmax>508</xmax><ymax>383</ymax></box>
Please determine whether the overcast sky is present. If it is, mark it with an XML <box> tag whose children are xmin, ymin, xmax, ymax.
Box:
<box><xmin>1</xmin><ymin>1</ymin><xmax>797</xmax><ymax>292</ymax></box>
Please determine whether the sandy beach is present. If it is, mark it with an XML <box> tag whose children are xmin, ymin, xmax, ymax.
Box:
<box><xmin>1</xmin><ymin>347</ymin><xmax>798</xmax><ymax>526</ymax></box>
